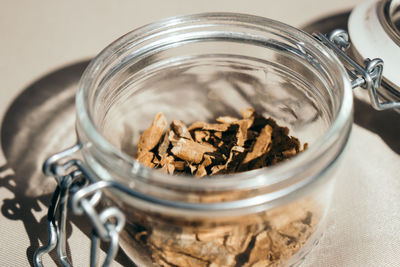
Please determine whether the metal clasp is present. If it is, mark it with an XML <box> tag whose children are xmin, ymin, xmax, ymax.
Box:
<box><xmin>33</xmin><ymin>143</ymin><xmax>126</xmax><ymax>267</ymax></box>
<box><xmin>314</xmin><ymin>29</ymin><xmax>400</xmax><ymax>110</ymax></box>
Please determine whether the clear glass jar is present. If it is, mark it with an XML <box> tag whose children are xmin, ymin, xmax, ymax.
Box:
<box><xmin>75</xmin><ymin>13</ymin><xmax>353</xmax><ymax>266</ymax></box>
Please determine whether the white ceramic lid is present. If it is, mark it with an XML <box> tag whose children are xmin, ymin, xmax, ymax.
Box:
<box><xmin>349</xmin><ymin>0</ymin><xmax>400</xmax><ymax>92</ymax></box>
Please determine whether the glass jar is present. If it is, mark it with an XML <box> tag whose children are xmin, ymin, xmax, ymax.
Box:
<box><xmin>45</xmin><ymin>13</ymin><xmax>355</xmax><ymax>267</ymax></box>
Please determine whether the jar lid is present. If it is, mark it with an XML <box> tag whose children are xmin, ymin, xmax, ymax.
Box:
<box><xmin>348</xmin><ymin>0</ymin><xmax>400</xmax><ymax>104</ymax></box>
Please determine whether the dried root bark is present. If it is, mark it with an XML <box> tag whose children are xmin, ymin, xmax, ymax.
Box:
<box><xmin>130</xmin><ymin>109</ymin><xmax>314</xmax><ymax>266</ymax></box>
<box><xmin>129</xmin><ymin>198</ymin><xmax>320</xmax><ymax>267</ymax></box>
<box><xmin>135</xmin><ymin>108</ymin><xmax>307</xmax><ymax>177</ymax></box>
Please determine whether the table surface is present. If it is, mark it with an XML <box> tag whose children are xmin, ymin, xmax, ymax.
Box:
<box><xmin>1</xmin><ymin>1</ymin><xmax>400</xmax><ymax>266</ymax></box>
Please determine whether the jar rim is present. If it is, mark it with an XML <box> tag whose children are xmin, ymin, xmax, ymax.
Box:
<box><xmin>76</xmin><ymin>12</ymin><xmax>353</xmax><ymax>193</ymax></box>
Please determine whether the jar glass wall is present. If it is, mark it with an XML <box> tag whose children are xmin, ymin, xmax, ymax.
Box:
<box><xmin>75</xmin><ymin>13</ymin><xmax>353</xmax><ymax>266</ymax></box>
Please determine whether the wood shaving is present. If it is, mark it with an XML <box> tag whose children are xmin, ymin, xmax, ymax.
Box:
<box><xmin>188</xmin><ymin>121</ymin><xmax>231</xmax><ymax>132</ymax></box>
<box><xmin>242</xmin><ymin>124</ymin><xmax>272</xmax><ymax>164</ymax></box>
<box><xmin>216</xmin><ymin>116</ymin><xmax>239</xmax><ymax>124</ymax></box>
<box><xmin>171</xmin><ymin>138</ymin><xmax>216</xmax><ymax>164</ymax></box>
<box><xmin>160</xmin><ymin>155</ymin><xmax>175</xmax><ymax>175</ymax></box>
<box><xmin>137</xmin><ymin>112</ymin><xmax>167</xmax><ymax>156</ymax></box>
<box><xmin>136</xmin><ymin>151</ymin><xmax>155</xmax><ymax>168</ymax></box>
<box><xmin>194</xmin><ymin>130</ymin><xmax>211</xmax><ymax>143</ymax></box>
<box><xmin>171</xmin><ymin>119</ymin><xmax>193</xmax><ymax>140</ymax></box>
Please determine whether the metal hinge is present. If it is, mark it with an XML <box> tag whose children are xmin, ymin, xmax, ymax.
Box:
<box><xmin>314</xmin><ymin>29</ymin><xmax>400</xmax><ymax>110</ymax></box>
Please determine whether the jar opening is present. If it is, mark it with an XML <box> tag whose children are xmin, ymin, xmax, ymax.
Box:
<box><xmin>76</xmin><ymin>13</ymin><xmax>353</xmax><ymax>198</ymax></box>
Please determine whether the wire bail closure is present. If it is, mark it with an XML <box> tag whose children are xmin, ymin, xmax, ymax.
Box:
<box><xmin>33</xmin><ymin>143</ymin><xmax>126</xmax><ymax>267</ymax></box>
<box><xmin>314</xmin><ymin>29</ymin><xmax>400</xmax><ymax>110</ymax></box>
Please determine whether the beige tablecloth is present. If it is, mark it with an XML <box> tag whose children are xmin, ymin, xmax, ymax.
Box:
<box><xmin>1</xmin><ymin>1</ymin><xmax>399</xmax><ymax>266</ymax></box>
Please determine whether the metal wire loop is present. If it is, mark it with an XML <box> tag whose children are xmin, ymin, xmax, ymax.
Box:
<box><xmin>98</xmin><ymin>207</ymin><xmax>126</xmax><ymax>234</ymax></box>
<box><xmin>34</xmin><ymin>144</ymin><xmax>126</xmax><ymax>267</ymax></box>
<box><xmin>71</xmin><ymin>180</ymin><xmax>111</xmax><ymax>215</ymax></box>
<box><xmin>42</xmin><ymin>143</ymin><xmax>82</xmax><ymax>177</ymax></box>
<box><xmin>314</xmin><ymin>29</ymin><xmax>400</xmax><ymax>110</ymax></box>
<box><xmin>328</xmin><ymin>28</ymin><xmax>350</xmax><ymax>50</ymax></box>
<box><xmin>90</xmin><ymin>225</ymin><xmax>120</xmax><ymax>267</ymax></box>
